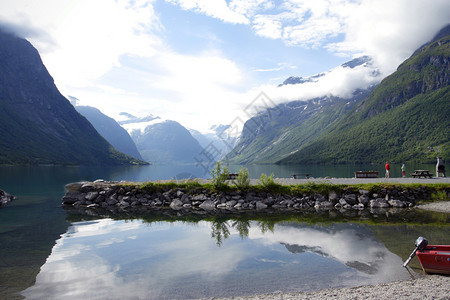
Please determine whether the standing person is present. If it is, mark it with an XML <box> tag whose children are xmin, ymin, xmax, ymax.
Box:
<box><xmin>385</xmin><ymin>162</ymin><xmax>390</xmax><ymax>178</ymax></box>
<box><xmin>401</xmin><ymin>163</ymin><xmax>406</xmax><ymax>178</ymax></box>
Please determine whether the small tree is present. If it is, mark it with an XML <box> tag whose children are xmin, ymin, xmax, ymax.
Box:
<box><xmin>210</xmin><ymin>161</ymin><xmax>230</xmax><ymax>190</ymax></box>
<box><xmin>233</xmin><ymin>167</ymin><xmax>250</xmax><ymax>190</ymax></box>
<box><xmin>259</xmin><ymin>173</ymin><xmax>276</xmax><ymax>188</ymax></box>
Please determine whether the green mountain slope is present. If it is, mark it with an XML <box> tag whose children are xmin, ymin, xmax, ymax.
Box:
<box><xmin>279</xmin><ymin>33</ymin><xmax>450</xmax><ymax>165</ymax></box>
<box><xmin>0</xmin><ymin>29</ymin><xmax>146</xmax><ymax>165</ymax></box>
<box><xmin>225</xmin><ymin>90</ymin><xmax>371</xmax><ymax>164</ymax></box>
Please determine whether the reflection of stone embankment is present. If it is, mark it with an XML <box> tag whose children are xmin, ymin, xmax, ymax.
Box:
<box><xmin>62</xmin><ymin>180</ymin><xmax>449</xmax><ymax>214</ymax></box>
<box><xmin>0</xmin><ymin>189</ymin><xmax>15</xmax><ymax>207</ymax></box>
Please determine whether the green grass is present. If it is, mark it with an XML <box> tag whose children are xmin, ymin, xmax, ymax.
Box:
<box><xmin>128</xmin><ymin>180</ymin><xmax>450</xmax><ymax>201</ymax></box>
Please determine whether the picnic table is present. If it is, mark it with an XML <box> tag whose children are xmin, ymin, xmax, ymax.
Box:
<box><xmin>411</xmin><ymin>170</ymin><xmax>433</xmax><ymax>178</ymax></box>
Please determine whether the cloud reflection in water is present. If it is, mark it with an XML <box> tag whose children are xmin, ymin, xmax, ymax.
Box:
<box><xmin>22</xmin><ymin>219</ymin><xmax>413</xmax><ymax>299</ymax></box>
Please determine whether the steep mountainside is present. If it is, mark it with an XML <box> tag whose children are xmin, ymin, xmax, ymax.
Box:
<box><xmin>280</xmin><ymin>28</ymin><xmax>450</xmax><ymax>164</ymax></box>
<box><xmin>75</xmin><ymin>106</ymin><xmax>144</xmax><ymax>161</ymax></box>
<box><xmin>225</xmin><ymin>90</ymin><xmax>372</xmax><ymax>164</ymax></box>
<box><xmin>120</xmin><ymin>115</ymin><xmax>204</xmax><ymax>164</ymax></box>
<box><xmin>225</xmin><ymin>56</ymin><xmax>375</xmax><ymax>164</ymax></box>
<box><xmin>0</xmin><ymin>29</ymin><xmax>144</xmax><ymax>165</ymax></box>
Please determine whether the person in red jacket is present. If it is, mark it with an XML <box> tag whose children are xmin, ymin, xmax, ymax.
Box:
<box><xmin>385</xmin><ymin>162</ymin><xmax>390</xmax><ymax>178</ymax></box>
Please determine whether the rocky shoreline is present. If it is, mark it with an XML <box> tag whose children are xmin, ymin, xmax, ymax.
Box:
<box><xmin>61</xmin><ymin>179</ymin><xmax>450</xmax><ymax>213</ymax></box>
<box><xmin>0</xmin><ymin>189</ymin><xmax>15</xmax><ymax>208</ymax></box>
<box><xmin>214</xmin><ymin>275</ymin><xmax>450</xmax><ymax>300</ymax></box>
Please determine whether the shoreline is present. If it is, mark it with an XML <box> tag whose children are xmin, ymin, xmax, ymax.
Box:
<box><xmin>62</xmin><ymin>177</ymin><xmax>450</xmax><ymax>213</ymax></box>
<box><xmin>214</xmin><ymin>275</ymin><xmax>449</xmax><ymax>300</ymax></box>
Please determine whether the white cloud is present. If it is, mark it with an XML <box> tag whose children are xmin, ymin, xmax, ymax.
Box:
<box><xmin>0</xmin><ymin>0</ymin><xmax>162</xmax><ymax>88</ymax></box>
<box><xmin>166</xmin><ymin>0</ymin><xmax>250</xmax><ymax>24</ymax></box>
<box><xmin>328</xmin><ymin>0</ymin><xmax>450</xmax><ymax>74</ymax></box>
<box><xmin>254</xmin><ymin>61</ymin><xmax>382</xmax><ymax>106</ymax></box>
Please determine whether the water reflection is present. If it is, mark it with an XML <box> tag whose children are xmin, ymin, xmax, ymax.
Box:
<box><xmin>22</xmin><ymin>219</ymin><xmax>417</xmax><ymax>299</ymax></box>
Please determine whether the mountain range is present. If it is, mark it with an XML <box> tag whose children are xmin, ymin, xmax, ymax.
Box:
<box><xmin>0</xmin><ymin>23</ymin><xmax>448</xmax><ymax>166</ymax></box>
<box><xmin>225</xmin><ymin>56</ymin><xmax>376</xmax><ymax>164</ymax></box>
<box><xmin>279</xmin><ymin>25</ymin><xmax>449</xmax><ymax>164</ymax></box>
<box><xmin>74</xmin><ymin>104</ymin><xmax>143</xmax><ymax>161</ymax></box>
<box><xmin>0</xmin><ymin>29</ymin><xmax>145</xmax><ymax>165</ymax></box>
<box><xmin>226</xmin><ymin>25</ymin><xmax>449</xmax><ymax>165</ymax></box>
<box><xmin>119</xmin><ymin>114</ymin><xmax>204</xmax><ymax>164</ymax></box>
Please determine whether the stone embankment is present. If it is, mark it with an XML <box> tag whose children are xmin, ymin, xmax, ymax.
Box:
<box><xmin>0</xmin><ymin>189</ymin><xmax>15</xmax><ymax>208</ymax></box>
<box><xmin>62</xmin><ymin>180</ymin><xmax>449</xmax><ymax>212</ymax></box>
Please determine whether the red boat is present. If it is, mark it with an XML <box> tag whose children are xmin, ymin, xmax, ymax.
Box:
<box><xmin>416</xmin><ymin>245</ymin><xmax>450</xmax><ymax>275</ymax></box>
<box><xmin>403</xmin><ymin>237</ymin><xmax>450</xmax><ymax>275</ymax></box>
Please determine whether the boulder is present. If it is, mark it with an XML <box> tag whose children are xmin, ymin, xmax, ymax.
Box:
<box><xmin>199</xmin><ymin>200</ymin><xmax>216</xmax><ymax>210</ymax></box>
<box><xmin>255</xmin><ymin>202</ymin><xmax>268</xmax><ymax>210</ymax></box>
<box><xmin>344</xmin><ymin>194</ymin><xmax>357</xmax><ymax>205</ymax></box>
<box><xmin>388</xmin><ymin>199</ymin><xmax>406</xmax><ymax>208</ymax></box>
<box><xmin>193</xmin><ymin>194</ymin><xmax>208</xmax><ymax>201</ymax></box>
<box><xmin>62</xmin><ymin>191</ymin><xmax>84</xmax><ymax>205</ymax></box>
<box><xmin>358</xmin><ymin>195</ymin><xmax>370</xmax><ymax>206</ymax></box>
<box><xmin>226</xmin><ymin>200</ymin><xmax>237</xmax><ymax>208</ymax></box>
<box><xmin>0</xmin><ymin>190</ymin><xmax>15</xmax><ymax>207</ymax></box>
<box><xmin>328</xmin><ymin>191</ymin><xmax>339</xmax><ymax>203</ymax></box>
<box><xmin>370</xmin><ymin>199</ymin><xmax>390</xmax><ymax>208</ymax></box>
<box><xmin>85</xmin><ymin>191</ymin><xmax>99</xmax><ymax>201</ymax></box>
<box><xmin>170</xmin><ymin>199</ymin><xmax>183</xmax><ymax>209</ymax></box>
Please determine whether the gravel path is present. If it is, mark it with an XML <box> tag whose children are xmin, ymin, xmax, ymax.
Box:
<box><xmin>269</xmin><ymin>176</ymin><xmax>450</xmax><ymax>185</ymax></box>
<box><xmin>214</xmin><ymin>275</ymin><xmax>450</xmax><ymax>300</ymax></box>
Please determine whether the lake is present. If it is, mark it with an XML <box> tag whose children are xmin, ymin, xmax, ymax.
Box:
<box><xmin>0</xmin><ymin>164</ymin><xmax>448</xmax><ymax>299</ymax></box>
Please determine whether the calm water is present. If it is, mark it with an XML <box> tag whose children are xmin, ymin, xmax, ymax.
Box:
<box><xmin>0</xmin><ymin>164</ymin><xmax>448</xmax><ymax>299</ymax></box>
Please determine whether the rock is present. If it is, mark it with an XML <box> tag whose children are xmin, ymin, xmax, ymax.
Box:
<box><xmin>119</xmin><ymin>200</ymin><xmax>130</xmax><ymax>208</ymax></box>
<box><xmin>370</xmin><ymin>199</ymin><xmax>390</xmax><ymax>208</ymax></box>
<box><xmin>0</xmin><ymin>190</ymin><xmax>15</xmax><ymax>207</ymax></box>
<box><xmin>85</xmin><ymin>191</ymin><xmax>99</xmax><ymax>201</ymax></box>
<box><xmin>328</xmin><ymin>191</ymin><xmax>339</xmax><ymax>203</ymax></box>
<box><xmin>193</xmin><ymin>194</ymin><xmax>207</xmax><ymax>201</ymax></box>
<box><xmin>344</xmin><ymin>194</ymin><xmax>358</xmax><ymax>205</ymax></box>
<box><xmin>80</xmin><ymin>183</ymin><xmax>96</xmax><ymax>193</ymax></box>
<box><xmin>255</xmin><ymin>202</ymin><xmax>268</xmax><ymax>210</ymax></box>
<box><xmin>339</xmin><ymin>198</ymin><xmax>348</xmax><ymax>206</ymax></box>
<box><xmin>170</xmin><ymin>199</ymin><xmax>183</xmax><ymax>209</ymax></box>
<box><xmin>358</xmin><ymin>195</ymin><xmax>370</xmax><ymax>206</ymax></box>
<box><xmin>359</xmin><ymin>189</ymin><xmax>370</xmax><ymax>195</ymax></box>
<box><xmin>226</xmin><ymin>200</ymin><xmax>237</xmax><ymax>208</ymax></box>
<box><xmin>353</xmin><ymin>203</ymin><xmax>365</xmax><ymax>210</ymax></box>
<box><xmin>65</xmin><ymin>181</ymin><xmax>89</xmax><ymax>192</ymax></box>
<box><xmin>199</xmin><ymin>200</ymin><xmax>216</xmax><ymax>210</ymax></box>
<box><xmin>314</xmin><ymin>201</ymin><xmax>333</xmax><ymax>209</ymax></box>
<box><xmin>388</xmin><ymin>199</ymin><xmax>406</xmax><ymax>208</ymax></box>
<box><xmin>62</xmin><ymin>191</ymin><xmax>84</xmax><ymax>205</ymax></box>
<box><xmin>181</xmin><ymin>194</ymin><xmax>190</xmax><ymax>203</ymax></box>
<box><xmin>314</xmin><ymin>194</ymin><xmax>327</xmax><ymax>202</ymax></box>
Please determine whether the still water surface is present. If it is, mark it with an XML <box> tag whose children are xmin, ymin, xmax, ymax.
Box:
<box><xmin>0</xmin><ymin>164</ymin><xmax>448</xmax><ymax>299</ymax></box>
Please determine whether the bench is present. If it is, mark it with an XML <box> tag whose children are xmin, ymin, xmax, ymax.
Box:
<box><xmin>411</xmin><ymin>170</ymin><xmax>432</xmax><ymax>178</ymax></box>
<box><xmin>227</xmin><ymin>173</ymin><xmax>239</xmax><ymax>180</ymax></box>
<box><xmin>291</xmin><ymin>174</ymin><xmax>311</xmax><ymax>179</ymax></box>
<box><xmin>354</xmin><ymin>171</ymin><xmax>379</xmax><ymax>178</ymax></box>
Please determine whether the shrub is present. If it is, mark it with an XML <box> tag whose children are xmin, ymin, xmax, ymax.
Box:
<box><xmin>210</xmin><ymin>161</ymin><xmax>230</xmax><ymax>190</ymax></box>
<box><xmin>233</xmin><ymin>167</ymin><xmax>250</xmax><ymax>190</ymax></box>
<box><xmin>259</xmin><ymin>173</ymin><xmax>276</xmax><ymax>188</ymax></box>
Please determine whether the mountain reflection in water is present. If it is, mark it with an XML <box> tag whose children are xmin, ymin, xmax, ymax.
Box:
<box><xmin>22</xmin><ymin>219</ymin><xmax>415</xmax><ymax>299</ymax></box>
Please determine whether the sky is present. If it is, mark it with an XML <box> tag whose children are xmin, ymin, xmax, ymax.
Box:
<box><xmin>0</xmin><ymin>0</ymin><xmax>449</xmax><ymax>133</ymax></box>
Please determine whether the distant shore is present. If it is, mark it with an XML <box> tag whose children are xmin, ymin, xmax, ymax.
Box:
<box><xmin>214</xmin><ymin>275</ymin><xmax>449</xmax><ymax>300</ymax></box>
